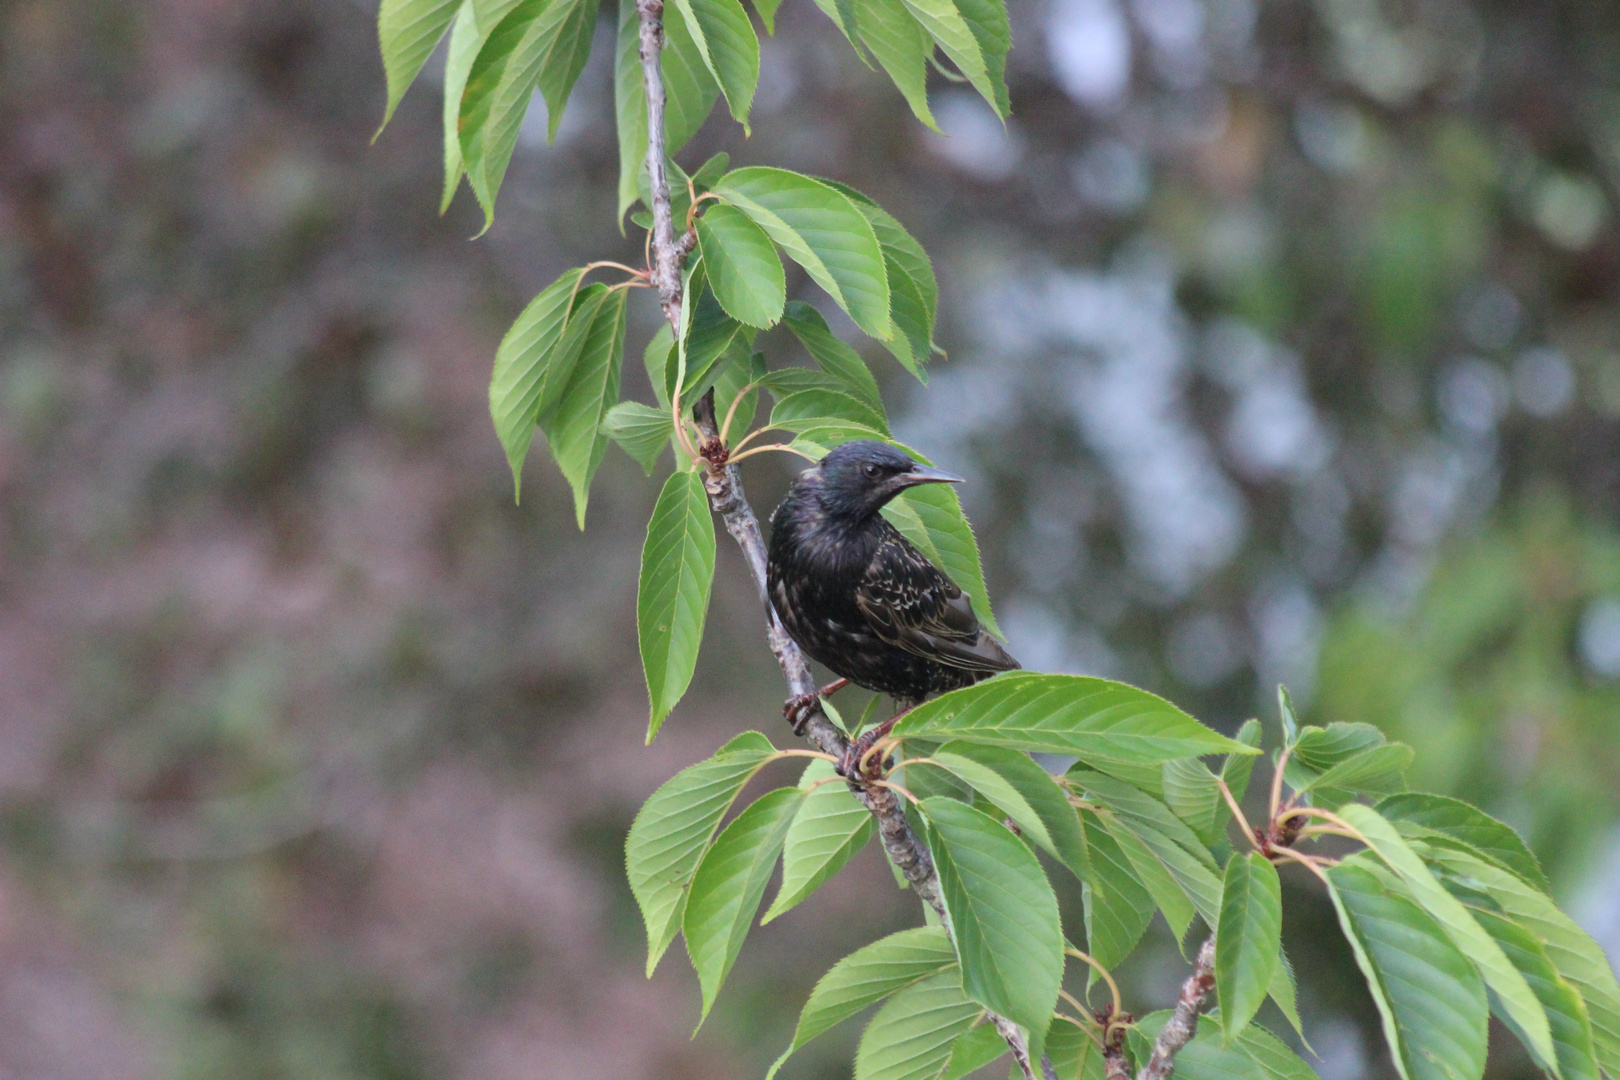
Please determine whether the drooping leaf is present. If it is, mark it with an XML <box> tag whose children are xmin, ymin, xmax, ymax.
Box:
<box><xmin>1326</xmin><ymin>854</ymin><xmax>1489</xmax><ymax>1080</ymax></box>
<box><xmin>625</xmin><ymin>732</ymin><xmax>776</xmax><ymax>975</ymax></box>
<box><xmin>1470</xmin><ymin>906</ymin><xmax>1600</xmax><ymax>1080</ymax></box>
<box><xmin>685</xmin><ymin>786</ymin><xmax>807</xmax><ymax>1022</ymax></box>
<box><xmin>854</xmin><ymin>0</ymin><xmax>938</xmax><ymax>130</ymax></box>
<box><xmin>1222</xmin><ymin>719</ymin><xmax>1264</xmax><ymax>802</ymax></box>
<box><xmin>1215</xmin><ymin>853</ymin><xmax>1282</xmax><ymax>1045</ymax></box>
<box><xmin>1232</xmin><ymin>1016</ymin><xmax>1320</xmax><ymax>1080</ymax></box>
<box><xmin>898</xmin><ymin>0</ymin><xmax>989</xmax><ymax>111</ymax></box>
<box><xmin>667</xmin><ymin>0</ymin><xmax>759</xmax><ymax>129</ymax></box>
<box><xmin>602</xmin><ymin>401</ymin><xmax>672</xmax><ymax>474</ymax></box>
<box><xmin>537</xmin><ymin>284</ymin><xmax>628</xmax><ymax>527</ymax></box>
<box><xmin>460</xmin><ymin>0</ymin><xmax>602</xmax><ymax>229</ymax></box>
<box><xmin>894</xmin><ymin>675</ymin><xmax>1253</xmax><ymax>761</ymax></box>
<box><xmin>1276</xmin><ymin>685</ymin><xmax>1301</xmax><ymax>746</ymax></box>
<box><xmin>941</xmin><ymin>1022</ymin><xmax>1007</xmax><ymax>1080</ymax></box>
<box><xmin>822</xmin><ymin>181</ymin><xmax>939</xmax><ymax>376</ymax></box>
<box><xmin>674</xmin><ymin>269</ymin><xmax>745</xmax><ymax>401</ymax></box>
<box><xmin>697</xmin><ymin>203</ymin><xmax>786</xmax><ymax>328</ymax></box>
<box><xmin>1065</xmin><ymin>768</ymin><xmax>1218</xmax><ymax>873</ymax></box>
<box><xmin>1163</xmin><ymin>760</ymin><xmax>1225</xmax><ymax>848</ymax></box>
<box><xmin>927</xmin><ymin>746</ymin><xmax>1056</xmax><ymax>853</ymax></box>
<box><xmin>782</xmin><ymin>301</ymin><xmax>885</xmax><ymax>412</ymax></box>
<box><xmin>1045</xmin><ymin>1017</ymin><xmax>1106</xmax><ymax>1080</ymax></box>
<box><xmin>440</xmin><ymin>2</ymin><xmax>480</xmax><ymax>210</ymax></box>
<box><xmin>1339</xmin><ymin>803</ymin><xmax>1556</xmax><ymax>1070</ymax></box>
<box><xmin>766</xmin><ymin>926</ymin><xmax>958</xmax><ymax>1079</ymax></box>
<box><xmin>1377</xmin><ymin>792</ymin><xmax>1549</xmax><ymax>893</ymax></box>
<box><xmin>488</xmin><ymin>267</ymin><xmax>586</xmax><ymax>498</ymax></box>
<box><xmin>763</xmin><ymin>759</ymin><xmax>876</xmax><ymax>922</ymax></box>
<box><xmin>713</xmin><ymin>167</ymin><xmax>892</xmax><ymax>339</ymax></box>
<box><xmin>1078</xmin><ymin>809</ymin><xmax>1153</xmax><ymax>970</ymax></box>
<box><xmin>921</xmin><ymin>797</ymin><xmax>1063</xmax><ymax>1059</ymax></box>
<box><xmin>951</xmin><ymin>0</ymin><xmax>1010</xmax><ymax>117</ymax></box>
<box><xmin>638</xmin><ymin>470</ymin><xmax>717</xmax><ymax>741</ymax></box>
<box><xmin>614</xmin><ymin>0</ymin><xmax>718</xmax><ymax>222</ymax></box>
<box><xmin>1104</xmin><ymin>813</ymin><xmax>1194</xmax><ymax>941</ymax></box>
<box><xmin>750</xmin><ymin>0</ymin><xmax>783</xmax><ymax>34</ymax></box>
<box><xmin>377</xmin><ymin>0</ymin><xmax>462</xmax><ymax>132</ymax></box>
<box><xmin>931</xmin><ymin>742</ymin><xmax>1086</xmax><ymax>881</ymax></box>
<box><xmin>709</xmin><ymin>344</ymin><xmax>766</xmax><ymax>440</ymax></box>
<box><xmin>854</xmin><ymin>970</ymin><xmax>985</xmax><ymax>1080</ymax></box>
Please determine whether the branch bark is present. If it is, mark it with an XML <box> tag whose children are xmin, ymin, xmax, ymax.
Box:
<box><xmin>633</xmin><ymin>10</ymin><xmax>1041</xmax><ymax>1077</ymax></box>
<box><xmin>1136</xmin><ymin>937</ymin><xmax>1216</xmax><ymax>1080</ymax></box>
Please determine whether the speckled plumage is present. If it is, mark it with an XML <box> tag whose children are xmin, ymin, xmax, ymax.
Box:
<box><xmin>766</xmin><ymin>442</ymin><xmax>1019</xmax><ymax>703</ymax></box>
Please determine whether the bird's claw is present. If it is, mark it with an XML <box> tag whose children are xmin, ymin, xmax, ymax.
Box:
<box><xmin>783</xmin><ymin>693</ymin><xmax>820</xmax><ymax>736</ymax></box>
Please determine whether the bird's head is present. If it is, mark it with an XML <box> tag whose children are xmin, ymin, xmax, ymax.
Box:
<box><xmin>809</xmin><ymin>440</ymin><xmax>964</xmax><ymax>521</ymax></box>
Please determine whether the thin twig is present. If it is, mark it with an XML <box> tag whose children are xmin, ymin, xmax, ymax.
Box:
<box><xmin>1216</xmin><ymin>777</ymin><xmax>1261</xmax><ymax>853</ymax></box>
<box><xmin>1269</xmin><ymin>745</ymin><xmax>1292</xmax><ymax>822</ymax></box>
<box><xmin>1136</xmin><ymin>937</ymin><xmax>1216</xmax><ymax>1080</ymax></box>
<box><xmin>1066</xmin><ymin>947</ymin><xmax>1123</xmax><ymax>1020</ymax></box>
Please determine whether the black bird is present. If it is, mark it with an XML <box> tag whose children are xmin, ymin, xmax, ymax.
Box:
<box><xmin>766</xmin><ymin>441</ymin><xmax>1018</xmax><ymax>756</ymax></box>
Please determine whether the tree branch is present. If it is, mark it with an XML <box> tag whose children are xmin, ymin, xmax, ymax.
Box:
<box><xmin>1136</xmin><ymin>937</ymin><xmax>1216</xmax><ymax>1080</ymax></box>
<box><xmin>632</xmin><ymin>10</ymin><xmax>1038</xmax><ymax>1075</ymax></box>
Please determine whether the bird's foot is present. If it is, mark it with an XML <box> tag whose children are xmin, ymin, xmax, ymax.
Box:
<box><xmin>783</xmin><ymin>693</ymin><xmax>820</xmax><ymax>736</ymax></box>
<box><xmin>837</xmin><ymin>714</ymin><xmax>901</xmax><ymax>782</ymax></box>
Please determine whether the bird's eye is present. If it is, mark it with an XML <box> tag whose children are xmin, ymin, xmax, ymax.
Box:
<box><xmin>864</xmin><ymin>463</ymin><xmax>881</xmax><ymax>478</ymax></box>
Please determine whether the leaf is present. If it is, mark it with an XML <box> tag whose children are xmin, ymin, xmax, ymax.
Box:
<box><xmin>898</xmin><ymin>0</ymin><xmax>991</xmax><ymax>113</ymax></box>
<box><xmin>1267</xmin><ymin>949</ymin><xmax>1309</xmax><ymax>1050</ymax></box>
<box><xmin>1276</xmin><ymin>685</ymin><xmax>1301</xmax><ymax>746</ymax></box>
<box><xmin>602</xmin><ymin>401</ymin><xmax>672</xmax><ymax>474</ymax></box>
<box><xmin>1162</xmin><ymin>760</ymin><xmax>1226</xmax><ymax>847</ymax></box>
<box><xmin>1339</xmin><ymin>803</ymin><xmax>1557</xmax><ymax>1071</ymax></box>
<box><xmin>1215</xmin><ymin>853</ymin><xmax>1282</xmax><ymax>1045</ymax></box>
<box><xmin>710</xmin><ymin>344</ymin><xmax>766</xmax><ymax>440</ymax></box>
<box><xmin>1222</xmin><ymin>719</ymin><xmax>1264</xmax><ymax>800</ymax></box>
<box><xmin>750</xmin><ymin>0</ymin><xmax>783</xmax><ymax>34</ymax></box>
<box><xmin>1104</xmin><ymin>813</ymin><xmax>1194</xmax><ymax>941</ymax></box>
<box><xmin>1129</xmin><ymin>1013</ymin><xmax>1319</xmax><ymax>1080</ymax></box>
<box><xmin>889</xmin><ymin>482</ymin><xmax>1000</xmax><ymax>638</ymax></box>
<box><xmin>713</xmin><ymin>167</ymin><xmax>892</xmax><ymax>339</ymax></box>
<box><xmin>675</xmin><ymin>269</ymin><xmax>745</xmax><ymax>400</ymax></box>
<box><xmin>896</xmin><ymin>675</ymin><xmax>1253</xmax><ymax>761</ymax></box>
<box><xmin>696</xmin><ymin>203</ymin><xmax>786</xmax><ymax>328</ymax></box>
<box><xmin>460</xmin><ymin>0</ymin><xmax>602</xmax><ymax>229</ymax></box>
<box><xmin>941</xmin><ymin>1022</ymin><xmax>1007</xmax><ymax>1080</ymax></box>
<box><xmin>1289</xmin><ymin>721</ymin><xmax>1385</xmax><ymax>773</ymax></box>
<box><xmin>1297</xmin><ymin>744</ymin><xmax>1413</xmax><ymax>805</ymax></box>
<box><xmin>685</xmin><ymin>787</ymin><xmax>805</xmax><ymax>1022</ymax></box>
<box><xmin>625</xmin><ymin>732</ymin><xmax>776</xmax><ymax>975</ymax></box>
<box><xmin>782</xmin><ymin>301</ymin><xmax>885</xmax><ymax>413</ymax></box>
<box><xmin>488</xmin><ymin>267</ymin><xmax>587</xmax><ymax>498</ymax></box>
<box><xmin>638</xmin><ymin>470</ymin><xmax>717</xmax><ymax>741</ymax></box>
<box><xmin>855</xmin><ymin>970</ymin><xmax>985</xmax><ymax>1080</ymax></box>
<box><xmin>644</xmin><ymin>324</ymin><xmax>675</xmax><ymax>408</ymax></box>
<box><xmin>1469</xmin><ymin>906</ymin><xmax>1600</xmax><ymax>1080</ymax></box>
<box><xmin>821</xmin><ymin>181</ymin><xmax>939</xmax><ymax>377</ymax></box>
<box><xmin>1326</xmin><ymin>854</ymin><xmax>1489</xmax><ymax>1080</ymax></box>
<box><xmin>928</xmin><ymin>746</ymin><xmax>1056</xmax><ymax>853</ymax></box>
<box><xmin>929</xmin><ymin>742</ymin><xmax>1087</xmax><ymax>882</ymax></box>
<box><xmin>922</xmin><ymin>796</ymin><xmax>1064</xmax><ymax>1053</ymax></box>
<box><xmin>614</xmin><ymin>0</ymin><xmax>718</xmax><ymax>222</ymax></box>
<box><xmin>439</xmin><ymin>2</ymin><xmax>480</xmax><ymax>211</ymax></box>
<box><xmin>951</xmin><ymin>0</ymin><xmax>1010</xmax><ymax>117</ymax></box>
<box><xmin>1045</xmin><ymin>1017</ymin><xmax>1105</xmax><ymax>1080</ymax></box>
<box><xmin>767</xmin><ymin>927</ymin><xmax>958</xmax><ymax>1079</ymax></box>
<box><xmin>1233</xmin><ymin>1018</ymin><xmax>1320</xmax><ymax>1080</ymax></box>
<box><xmin>771</xmin><ymin>386</ymin><xmax>890</xmax><ymax>434</ymax></box>
<box><xmin>1078</xmin><ymin>809</ymin><xmax>1153</xmax><ymax>969</ymax></box>
<box><xmin>377</xmin><ymin>0</ymin><xmax>462</xmax><ymax>132</ymax></box>
<box><xmin>763</xmin><ymin>759</ymin><xmax>876</xmax><ymax>922</ymax></box>
<box><xmin>1066</xmin><ymin>768</ymin><xmax>1218</xmax><ymax>873</ymax></box>
<box><xmin>854</xmin><ymin>0</ymin><xmax>938</xmax><ymax>130</ymax></box>
<box><xmin>1419</xmin><ymin>844</ymin><xmax>1620</xmax><ymax>1080</ymax></box>
<box><xmin>1376</xmin><ymin>793</ymin><xmax>1549</xmax><ymax>893</ymax></box>
<box><xmin>667</xmin><ymin>0</ymin><xmax>759</xmax><ymax>129</ymax></box>
<box><xmin>537</xmin><ymin>284</ymin><xmax>628</xmax><ymax>527</ymax></box>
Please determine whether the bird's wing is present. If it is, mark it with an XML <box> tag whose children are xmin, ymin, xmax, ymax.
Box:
<box><xmin>855</xmin><ymin>528</ymin><xmax>1019</xmax><ymax>674</ymax></box>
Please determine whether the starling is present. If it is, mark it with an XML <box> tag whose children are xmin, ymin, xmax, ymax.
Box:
<box><xmin>766</xmin><ymin>441</ymin><xmax>1019</xmax><ymax>751</ymax></box>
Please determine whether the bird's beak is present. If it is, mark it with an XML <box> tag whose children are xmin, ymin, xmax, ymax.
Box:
<box><xmin>897</xmin><ymin>464</ymin><xmax>965</xmax><ymax>488</ymax></box>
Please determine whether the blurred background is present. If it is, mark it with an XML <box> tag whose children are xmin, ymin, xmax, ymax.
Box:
<box><xmin>2</xmin><ymin>0</ymin><xmax>1619</xmax><ymax>1076</ymax></box>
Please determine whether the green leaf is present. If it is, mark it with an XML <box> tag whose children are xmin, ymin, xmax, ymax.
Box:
<box><xmin>675</xmin><ymin>268</ymin><xmax>746</xmax><ymax>401</ymax></box>
<box><xmin>1469</xmin><ymin>907</ymin><xmax>1600</xmax><ymax>1080</ymax></box>
<box><xmin>929</xmin><ymin>742</ymin><xmax>1087</xmax><ymax>882</ymax></box>
<box><xmin>1289</xmin><ymin>721</ymin><xmax>1385</xmax><ymax>773</ymax></box>
<box><xmin>1104</xmin><ymin>813</ymin><xmax>1194</xmax><ymax>941</ymax></box>
<box><xmin>855</xmin><ymin>970</ymin><xmax>985</xmax><ymax>1080</ymax></box>
<box><xmin>1066</xmin><ymin>768</ymin><xmax>1218</xmax><ymax>873</ymax></box>
<box><xmin>377</xmin><ymin>0</ymin><xmax>462</xmax><ymax>132</ymax></box>
<box><xmin>941</xmin><ymin>1022</ymin><xmax>1007</xmax><ymax>1080</ymax></box>
<box><xmin>1045</xmin><ymin>1017</ymin><xmax>1105</xmax><ymax>1080</ymax></box>
<box><xmin>821</xmin><ymin>181</ymin><xmax>940</xmax><ymax>377</ymax></box>
<box><xmin>1276</xmin><ymin>685</ymin><xmax>1301</xmax><ymax>746</ymax></box>
<box><xmin>686</xmin><ymin>787</ymin><xmax>806</xmax><ymax>1022</ymax></box>
<box><xmin>460</xmin><ymin>0</ymin><xmax>602</xmax><ymax>229</ymax></box>
<box><xmin>951</xmin><ymin>0</ymin><xmax>1010</xmax><ymax>117</ymax></box>
<box><xmin>763</xmin><ymin>759</ymin><xmax>876</xmax><ymax>922</ymax></box>
<box><xmin>710</xmin><ymin>344</ymin><xmax>766</xmax><ymax>439</ymax></box>
<box><xmin>750</xmin><ymin>0</ymin><xmax>783</xmax><ymax>34</ymax></box>
<box><xmin>1232</xmin><ymin>1017</ymin><xmax>1320</xmax><ymax>1080</ymax></box>
<box><xmin>1162</xmin><ymin>760</ymin><xmax>1225</xmax><ymax>847</ymax></box>
<box><xmin>782</xmin><ymin>301</ymin><xmax>885</xmax><ymax>413</ymax></box>
<box><xmin>1339</xmin><ymin>803</ymin><xmax>1557</xmax><ymax>1071</ymax></box>
<box><xmin>713</xmin><ymin>167</ymin><xmax>892</xmax><ymax>339</ymax></box>
<box><xmin>1267</xmin><ymin>949</ymin><xmax>1309</xmax><ymax>1050</ymax></box>
<box><xmin>667</xmin><ymin>0</ymin><xmax>759</xmax><ymax>130</ymax></box>
<box><xmin>488</xmin><ymin>267</ymin><xmax>587</xmax><ymax>498</ymax></box>
<box><xmin>767</xmin><ymin>927</ymin><xmax>958</xmax><ymax>1079</ymax></box>
<box><xmin>537</xmin><ymin>284</ymin><xmax>628</xmax><ymax>527</ymax></box>
<box><xmin>638</xmin><ymin>471</ymin><xmax>717</xmax><ymax>741</ymax></box>
<box><xmin>927</xmin><ymin>746</ymin><xmax>1056</xmax><ymax>853</ymax></box>
<box><xmin>1326</xmin><ymin>854</ymin><xmax>1488</xmax><ymax>1080</ymax></box>
<box><xmin>888</xmin><ymin>482</ymin><xmax>1000</xmax><ymax>638</ymax></box>
<box><xmin>1130</xmin><ymin>1013</ymin><xmax>1319</xmax><ymax>1080</ymax></box>
<box><xmin>1297</xmin><ymin>743</ymin><xmax>1413</xmax><ymax>805</ymax></box>
<box><xmin>1222</xmin><ymin>719</ymin><xmax>1264</xmax><ymax>800</ymax></box>
<box><xmin>1215</xmin><ymin>853</ymin><xmax>1282</xmax><ymax>1045</ymax></box>
<box><xmin>1376</xmin><ymin>793</ymin><xmax>1549</xmax><ymax>893</ymax></box>
<box><xmin>602</xmin><ymin>401</ymin><xmax>672</xmax><ymax>474</ymax></box>
<box><xmin>921</xmin><ymin>796</ymin><xmax>1064</xmax><ymax>1052</ymax></box>
<box><xmin>771</xmin><ymin>386</ymin><xmax>890</xmax><ymax>434</ymax></box>
<box><xmin>614</xmin><ymin>0</ymin><xmax>718</xmax><ymax>222</ymax></box>
<box><xmin>854</xmin><ymin>0</ymin><xmax>938</xmax><ymax>130</ymax></box>
<box><xmin>1078</xmin><ymin>809</ymin><xmax>1153</xmax><ymax>969</ymax></box>
<box><xmin>898</xmin><ymin>0</ymin><xmax>991</xmax><ymax>115</ymax></box>
<box><xmin>625</xmin><ymin>732</ymin><xmax>776</xmax><ymax>975</ymax></box>
<box><xmin>439</xmin><ymin>2</ymin><xmax>479</xmax><ymax>211</ymax></box>
<box><xmin>696</xmin><ymin>203</ymin><xmax>786</xmax><ymax>327</ymax></box>
<box><xmin>895</xmin><ymin>675</ymin><xmax>1252</xmax><ymax>761</ymax></box>
<box><xmin>1419</xmin><ymin>844</ymin><xmax>1620</xmax><ymax>1080</ymax></box>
